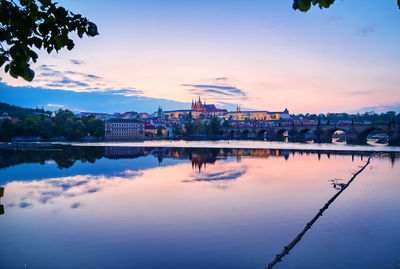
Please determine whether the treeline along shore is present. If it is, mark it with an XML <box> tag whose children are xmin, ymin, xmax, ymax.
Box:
<box><xmin>1</xmin><ymin>102</ymin><xmax>400</xmax><ymax>142</ymax></box>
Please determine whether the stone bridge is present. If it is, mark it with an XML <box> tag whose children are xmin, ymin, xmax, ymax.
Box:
<box><xmin>222</xmin><ymin>123</ymin><xmax>400</xmax><ymax>145</ymax></box>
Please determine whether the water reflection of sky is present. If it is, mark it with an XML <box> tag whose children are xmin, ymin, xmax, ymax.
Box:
<box><xmin>0</xmin><ymin>149</ymin><xmax>399</xmax><ymax>269</ymax></box>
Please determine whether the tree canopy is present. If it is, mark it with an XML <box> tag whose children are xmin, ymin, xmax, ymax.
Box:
<box><xmin>293</xmin><ymin>0</ymin><xmax>400</xmax><ymax>12</ymax></box>
<box><xmin>0</xmin><ymin>106</ymin><xmax>105</xmax><ymax>141</ymax></box>
<box><xmin>0</xmin><ymin>0</ymin><xmax>98</xmax><ymax>81</ymax></box>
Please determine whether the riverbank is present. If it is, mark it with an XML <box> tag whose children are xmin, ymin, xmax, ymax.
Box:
<box><xmin>2</xmin><ymin>140</ymin><xmax>400</xmax><ymax>153</ymax></box>
<box><xmin>0</xmin><ymin>142</ymin><xmax>65</xmax><ymax>150</ymax></box>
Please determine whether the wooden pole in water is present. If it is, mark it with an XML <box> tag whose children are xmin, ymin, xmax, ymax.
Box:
<box><xmin>265</xmin><ymin>153</ymin><xmax>375</xmax><ymax>269</ymax></box>
<box><xmin>0</xmin><ymin>187</ymin><xmax>4</xmax><ymax>215</ymax></box>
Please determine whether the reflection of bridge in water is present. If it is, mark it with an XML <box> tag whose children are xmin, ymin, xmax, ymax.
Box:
<box><xmin>1</xmin><ymin>146</ymin><xmax>399</xmax><ymax>173</ymax></box>
<box><xmin>222</xmin><ymin>123</ymin><xmax>400</xmax><ymax>145</ymax></box>
<box><xmin>104</xmin><ymin>147</ymin><xmax>400</xmax><ymax>169</ymax></box>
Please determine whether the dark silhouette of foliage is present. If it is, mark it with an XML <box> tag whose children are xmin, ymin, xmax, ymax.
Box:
<box><xmin>156</xmin><ymin>126</ymin><xmax>163</xmax><ymax>136</ymax></box>
<box><xmin>206</xmin><ymin>117</ymin><xmax>221</xmax><ymax>136</ymax></box>
<box><xmin>184</xmin><ymin>119</ymin><xmax>194</xmax><ymax>136</ymax></box>
<box><xmin>19</xmin><ymin>115</ymin><xmax>39</xmax><ymax>135</ymax></box>
<box><xmin>64</xmin><ymin>119</ymin><xmax>86</xmax><ymax>140</ymax></box>
<box><xmin>0</xmin><ymin>102</ymin><xmax>50</xmax><ymax>119</ymax></box>
<box><xmin>222</xmin><ymin>120</ymin><xmax>232</xmax><ymax>129</ymax></box>
<box><xmin>0</xmin><ymin>103</ymin><xmax>104</xmax><ymax>141</ymax></box>
<box><xmin>0</xmin><ymin>118</ymin><xmax>15</xmax><ymax>141</ymax></box>
<box><xmin>81</xmin><ymin>115</ymin><xmax>104</xmax><ymax>137</ymax></box>
<box><xmin>172</xmin><ymin>123</ymin><xmax>182</xmax><ymax>136</ymax></box>
<box><xmin>293</xmin><ymin>0</ymin><xmax>400</xmax><ymax>12</ymax></box>
<box><xmin>54</xmin><ymin>109</ymin><xmax>75</xmax><ymax>135</ymax></box>
<box><xmin>0</xmin><ymin>0</ymin><xmax>98</xmax><ymax>81</ymax></box>
<box><xmin>37</xmin><ymin>118</ymin><xmax>55</xmax><ymax>138</ymax></box>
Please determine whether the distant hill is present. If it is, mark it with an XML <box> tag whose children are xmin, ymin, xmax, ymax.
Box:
<box><xmin>0</xmin><ymin>102</ymin><xmax>51</xmax><ymax>119</ymax></box>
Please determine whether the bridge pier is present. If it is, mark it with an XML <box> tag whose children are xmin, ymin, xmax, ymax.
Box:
<box><xmin>287</xmin><ymin>129</ymin><xmax>298</xmax><ymax>142</ymax></box>
<box><xmin>346</xmin><ymin>130</ymin><xmax>368</xmax><ymax>145</ymax></box>
<box><xmin>388</xmin><ymin>123</ymin><xmax>400</xmax><ymax>146</ymax></box>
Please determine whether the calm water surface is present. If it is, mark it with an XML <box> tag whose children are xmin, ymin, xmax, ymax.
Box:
<box><xmin>0</xmin><ymin>146</ymin><xmax>399</xmax><ymax>268</ymax></box>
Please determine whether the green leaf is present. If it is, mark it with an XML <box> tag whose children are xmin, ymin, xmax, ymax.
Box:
<box><xmin>39</xmin><ymin>0</ymin><xmax>51</xmax><ymax>7</ymax></box>
<box><xmin>20</xmin><ymin>0</ymin><xmax>31</xmax><ymax>7</ymax></box>
<box><xmin>0</xmin><ymin>28</ymin><xmax>8</xmax><ymax>41</ymax></box>
<box><xmin>22</xmin><ymin>67</ymin><xmax>35</xmax><ymax>82</ymax></box>
<box><xmin>53</xmin><ymin>34</ymin><xmax>69</xmax><ymax>50</ymax></box>
<box><xmin>0</xmin><ymin>55</ymin><xmax>8</xmax><ymax>67</ymax></box>
<box><xmin>293</xmin><ymin>0</ymin><xmax>312</xmax><ymax>12</ymax></box>
<box><xmin>5</xmin><ymin>64</ymin><xmax>10</xmax><ymax>73</ymax></box>
<box><xmin>66</xmin><ymin>39</ymin><xmax>74</xmax><ymax>50</ymax></box>
<box><xmin>9</xmin><ymin>66</ymin><xmax>19</xmax><ymax>78</ymax></box>
<box><xmin>87</xmin><ymin>22</ymin><xmax>99</xmax><ymax>36</ymax></box>
<box><xmin>29</xmin><ymin>50</ymin><xmax>38</xmax><ymax>63</ymax></box>
<box><xmin>77</xmin><ymin>27</ymin><xmax>84</xmax><ymax>38</ymax></box>
<box><xmin>38</xmin><ymin>23</ymin><xmax>50</xmax><ymax>36</ymax></box>
<box><xmin>31</xmin><ymin>37</ymin><xmax>42</xmax><ymax>49</ymax></box>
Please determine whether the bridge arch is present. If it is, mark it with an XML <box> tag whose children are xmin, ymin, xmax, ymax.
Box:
<box><xmin>360</xmin><ymin>127</ymin><xmax>389</xmax><ymax>145</ymax></box>
<box><xmin>229</xmin><ymin>130</ymin><xmax>235</xmax><ymax>139</ymax></box>
<box><xmin>257</xmin><ymin>129</ymin><xmax>267</xmax><ymax>139</ymax></box>
<box><xmin>241</xmin><ymin>129</ymin><xmax>250</xmax><ymax>139</ymax></box>
<box><xmin>297</xmin><ymin>128</ymin><xmax>314</xmax><ymax>142</ymax></box>
<box><xmin>275</xmin><ymin>129</ymin><xmax>288</xmax><ymax>141</ymax></box>
<box><xmin>323</xmin><ymin>128</ymin><xmax>348</xmax><ymax>144</ymax></box>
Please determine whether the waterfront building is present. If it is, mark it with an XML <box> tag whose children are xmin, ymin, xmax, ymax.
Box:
<box><xmin>145</xmin><ymin>123</ymin><xmax>156</xmax><ymax>137</ymax></box>
<box><xmin>105</xmin><ymin>118</ymin><xmax>144</xmax><ymax>140</ymax></box>
<box><xmin>164</xmin><ymin>109</ymin><xmax>192</xmax><ymax>119</ymax></box>
<box><xmin>219</xmin><ymin>107</ymin><xmax>290</xmax><ymax>121</ymax></box>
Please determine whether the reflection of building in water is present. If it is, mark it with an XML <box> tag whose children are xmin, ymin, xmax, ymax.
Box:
<box><xmin>191</xmin><ymin>154</ymin><xmax>218</xmax><ymax>172</ymax></box>
<box><xmin>152</xmin><ymin>148</ymin><xmax>291</xmax><ymax>170</ymax></box>
<box><xmin>231</xmin><ymin>149</ymin><xmax>290</xmax><ymax>161</ymax></box>
<box><xmin>152</xmin><ymin>148</ymin><xmax>220</xmax><ymax>171</ymax></box>
<box><xmin>105</xmin><ymin>147</ymin><xmax>148</xmax><ymax>159</ymax></box>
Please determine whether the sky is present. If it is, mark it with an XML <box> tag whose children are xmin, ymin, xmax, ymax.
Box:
<box><xmin>1</xmin><ymin>0</ymin><xmax>400</xmax><ymax>114</ymax></box>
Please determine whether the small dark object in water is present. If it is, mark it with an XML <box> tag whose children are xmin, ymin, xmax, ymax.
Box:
<box><xmin>0</xmin><ymin>187</ymin><xmax>4</xmax><ymax>215</ymax></box>
<box><xmin>376</xmin><ymin>138</ymin><xmax>388</xmax><ymax>144</ymax></box>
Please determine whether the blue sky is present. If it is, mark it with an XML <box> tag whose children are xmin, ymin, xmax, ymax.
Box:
<box><xmin>0</xmin><ymin>0</ymin><xmax>399</xmax><ymax>113</ymax></box>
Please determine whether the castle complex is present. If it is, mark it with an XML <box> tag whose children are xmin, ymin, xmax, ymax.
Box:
<box><xmin>164</xmin><ymin>97</ymin><xmax>290</xmax><ymax>121</ymax></box>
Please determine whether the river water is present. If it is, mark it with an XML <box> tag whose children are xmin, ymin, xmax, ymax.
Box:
<box><xmin>0</xmin><ymin>143</ymin><xmax>399</xmax><ymax>268</ymax></box>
